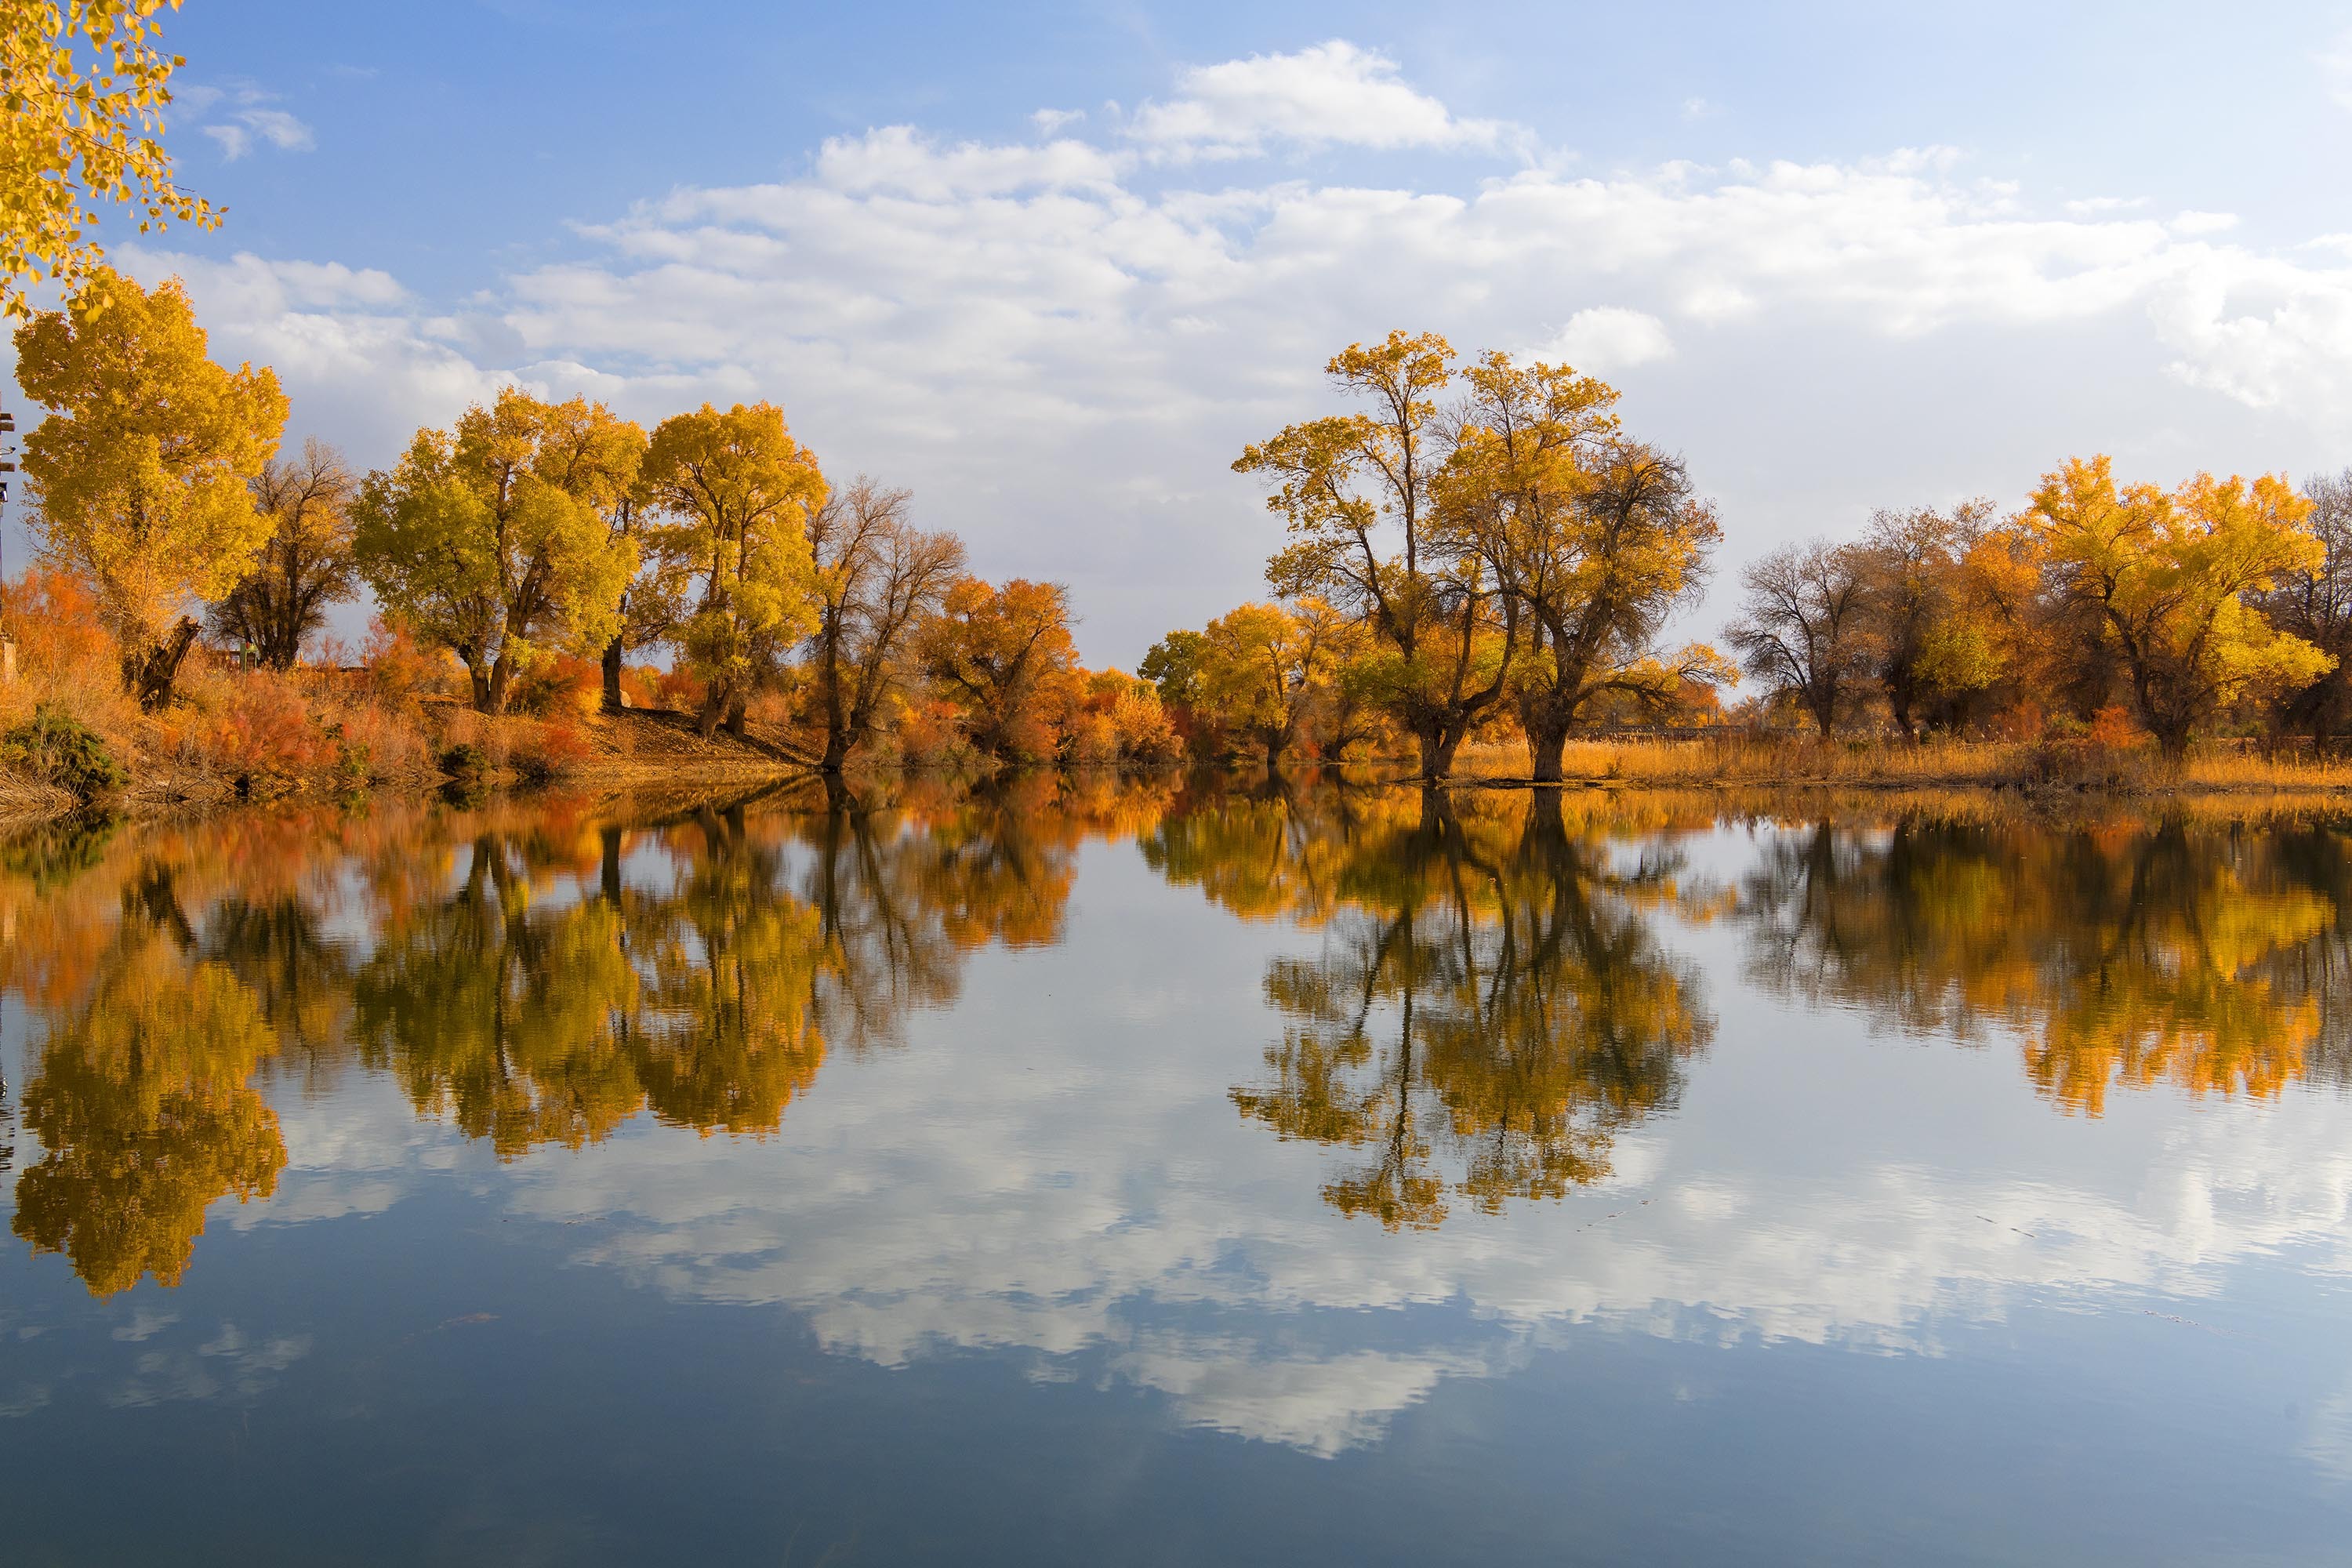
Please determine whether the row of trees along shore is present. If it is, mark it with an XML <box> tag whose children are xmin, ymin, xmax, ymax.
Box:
<box><xmin>5</xmin><ymin>269</ymin><xmax>1183</xmax><ymax>782</ymax></box>
<box><xmin>5</xmin><ymin>5</ymin><xmax>2352</xmax><ymax>794</ymax></box>
<box><xmin>10</xmin><ymin>292</ymin><xmax>2352</xmax><ymax>793</ymax></box>
<box><xmin>1145</xmin><ymin>330</ymin><xmax>2352</xmax><ymax>776</ymax></box>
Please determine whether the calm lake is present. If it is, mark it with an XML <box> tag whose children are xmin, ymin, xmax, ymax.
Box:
<box><xmin>4</xmin><ymin>776</ymin><xmax>2350</xmax><ymax>1565</ymax></box>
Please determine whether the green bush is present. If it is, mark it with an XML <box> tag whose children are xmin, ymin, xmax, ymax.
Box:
<box><xmin>2</xmin><ymin>705</ymin><xmax>128</xmax><ymax>800</ymax></box>
<box><xmin>437</xmin><ymin>742</ymin><xmax>487</xmax><ymax>780</ymax></box>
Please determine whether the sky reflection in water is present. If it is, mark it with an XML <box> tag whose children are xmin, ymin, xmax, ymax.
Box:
<box><xmin>2</xmin><ymin>777</ymin><xmax>2350</xmax><ymax>1564</ymax></box>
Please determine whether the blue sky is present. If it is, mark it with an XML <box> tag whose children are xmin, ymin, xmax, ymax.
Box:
<box><xmin>13</xmin><ymin>2</ymin><xmax>2352</xmax><ymax>663</ymax></box>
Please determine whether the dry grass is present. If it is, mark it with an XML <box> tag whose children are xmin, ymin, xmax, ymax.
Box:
<box><xmin>1410</xmin><ymin>732</ymin><xmax>2352</xmax><ymax>795</ymax></box>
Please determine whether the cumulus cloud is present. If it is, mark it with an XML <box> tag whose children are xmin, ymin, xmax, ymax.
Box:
<box><xmin>1537</xmin><ymin>306</ymin><xmax>1675</xmax><ymax>372</ymax></box>
<box><xmin>1125</xmin><ymin>40</ymin><xmax>1509</xmax><ymax>160</ymax></box>
<box><xmin>202</xmin><ymin>106</ymin><xmax>315</xmax><ymax>162</ymax></box>
<box><xmin>2065</xmin><ymin>194</ymin><xmax>2147</xmax><ymax>216</ymax></box>
<box><xmin>111</xmin><ymin>40</ymin><xmax>2352</xmax><ymax>662</ymax></box>
<box><xmin>2169</xmin><ymin>209</ymin><xmax>2239</xmax><ymax>236</ymax></box>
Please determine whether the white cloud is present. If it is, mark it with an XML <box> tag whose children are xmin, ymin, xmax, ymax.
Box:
<box><xmin>1682</xmin><ymin>96</ymin><xmax>1722</xmax><ymax>121</ymax></box>
<box><xmin>2065</xmin><ymin>194</ymin><xmax>2147</xmax><ymax>216</ymax></box>
<box><xmin>113</xmin><ymin>42</ymin><xmax>2352</xmax><ymax>662</ymax></box>
<box><xmin>2170</xmin><ymin>209</ymin><xmax>2239</xmax><ymax>236</ymax></box>
<box><xmin>1125</xmin><ymin>40</ymin><xmax>1508</xmax><ymax>160</ymax></box>
<box><xmin>1031</xmin><ymin>107</ymin><xmax>1084</xmax><ymax>134</ymax></box>
<box><xmin>1537</xmin><ymin>306</ymin><xmax>1675</xmax><ymax>372</ymax></box>
<box><xmin>202</xmin><ymin>106</ymin><xmax>315</xmax><ymax>162</ymax></box>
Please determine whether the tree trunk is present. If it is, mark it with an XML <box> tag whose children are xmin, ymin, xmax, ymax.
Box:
<box><xmin>820</xmin><ymin>728</ymin><xmax>850</xmax><ymax>775</ymax></box>
<box><xmin>1411</xmin><ymin>715</ymin><xmax>1465</xmax><ymax>782</ymax></box>
<box><xmin>482</xmin><ymin>653</ymin><xmax>514</xmax><ymax>715</ymax></box>
<box><xmin>1410</xmin><ymin>716</ymin><xmax>1446</xmax><ymax>782</ymax></box>
<box><xmin>1806</xmin><ymin>684</ymin><xmax>1838</xmax><ymax>739</ymax></box>
<box><xmin>1523</xmin><ymin>697</ymin><xmax>1570</xmax><ymax>784</ymax></box>
<box><xmin>725</xmin><ymin>700</ymin><xmax>748</xmax><ymax>739</ymax></box>
<box><xmin>125</xmin><ymin>619</ymin><xmax>202</xmax><ymax>710</ymax></box>
<box><xmin>601</xmin><ymin>636</ymin><xmax>626</xmax><ymax>713</ymax></box>
<box><xmin>1265</xmin><ymin>732</ymin><xmax>1283</xmax><ymax>773</ymax></box>
<box><xmin>695</xmin><ymin>684</ymin><xmax>728</xmax><ymax>739</ymax></box>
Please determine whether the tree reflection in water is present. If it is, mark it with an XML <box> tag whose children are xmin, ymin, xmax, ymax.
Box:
<box><xmin>1739</xmin><ymin>810</ymin><xmax>2352</xmax><ymax>1112</ymax></box>
<box><xmin>0</xmin><ymin>777</ymin><xmax>1175</xmax><ymax>1297</ymax></box>
<box><xmin>13</xmin><ymin>783</ymin><xmax>2352</xmax><ymax>1295</ymax></box>
<box><xmin>1159</xmin><ymin>783</ymin><xmax>1716</xmax><ymax>1229</ymax></box>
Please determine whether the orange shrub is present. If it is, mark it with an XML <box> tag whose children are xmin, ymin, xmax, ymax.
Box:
<box><xmin>361</xmin><ymin>618</ymin><xmax>452</xmax><ymax>707</ymax></box>
<box><xmin>619</xmin><ymin>662</ymin><xmax>705</xmax><ymax>713</ymax></box>
<box><xmin>162</xmin><ymin>663</ymin><xmax>335</xmax><ymax>791</ymax></box>
<box><xmin>511</xmin><ymin>654</ymin><xmax>603</xmax><ymax>719</ymax></box>
<box><xmin>0</xmin><ymin>568</ymin><xmax>136</xmax><ymax>745</ymax></box>
<box><xmin>510</xmin><ymin>716</ymin><xmax>594</xmax><ymax>782</ymax></box>
<box><xmin>2087</xmin><ymin>703</ymin><xmax>2143</xmax><ymax>749</ymax></box>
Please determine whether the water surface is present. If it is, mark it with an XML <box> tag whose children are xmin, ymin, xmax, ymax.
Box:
<box><xmin>4</xmin><ymin>778</ymin><xmax>2350</xmax><ymax>1564</ymax></box>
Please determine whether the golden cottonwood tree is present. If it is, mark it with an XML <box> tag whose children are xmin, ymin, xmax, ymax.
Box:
<box><xmin>13</xmin><ymin>267</ymin><xmax>286</xmax><ymax>705</ymax></box>
<box><xmin>641</xmin><ymin>402</ymin><xmax>826</xmax><ymax>736</ymax></box>
<box><xmin>2026</xmin><ymin>456</ymin><xmax>2331</xmax><ymax>759</ymax></box>
<box><xmin>917</xmin><ymin>576</ymin><xmax>1080</xmax><ymax>762</ymax></box>
<box><xmin>354</xmin><ymin>390</ymin><xmax>644</xmax><ymax>713</ymax></box>
<box><xmin>1444</xmin><ymin>352</ymin><xmax>1726</xmax><ymax>777</ymax></box>
<box><xmin>1191</xmin><ymin>600</ymin><xmax>1352</xmax><ymax>769</ymax></box>
<box><xmin>0</xmin><ymin>0</ymin><xmax>216</xmax><ymax>318</ymax></box>
<box><xmin>1240</xmin><ymin>331</ymin><xmax>1516</xmax><ymax>782</ymax></box>
<box><xmin>1851</xmin><ymin>500</ymin><xmax>1999</xmax><ymax>739</ymax></box>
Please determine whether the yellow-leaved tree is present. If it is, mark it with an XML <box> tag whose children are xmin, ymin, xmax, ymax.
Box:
<box><xmin>13</xmin><ymin>266</ymin><xmax>286</xmax><ymax>706</ymax></box>
<box><xmin>1192</xmin><ymin>599</ymin><xmax>1352</xmax><ymax>769</ymax></box>
<box><xmin>1240</xmin><ymin>331</ymin><xmax>1518</xmax><ymax>782</ymax></box>
<box><xmin>0</xmin><ymin>0</ymin><xmax>217</xmax><ymax>318</ymax></box>
<box><xmin>642</xmin><ymin>402</ymin><xmax>826</xmax><ymax>737</ymax></box>
<box><xmin>2025</xmin><ymin>456</ymin><xmax>2332</xmax><ymax>760</ymax></box>
<box><xmin>354</xmin><ymin>389</ymin><xmax>644</xmax><ymax>713</ymax></box>
<box><xmin>1442</xmin><ymin>352</ymin><xmax>1728</xmax><ymax>778</ymax></box>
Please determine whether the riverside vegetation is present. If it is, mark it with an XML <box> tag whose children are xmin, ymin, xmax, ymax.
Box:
<box><xmin>3</xmin><ymin>6</ymin><xmax>2350</xmax><ymax>817</ymax></box>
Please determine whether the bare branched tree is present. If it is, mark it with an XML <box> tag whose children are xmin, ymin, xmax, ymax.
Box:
<box><xmin>209</xmin><ymin>439</ymin><xmax>358</xmax><ymax>670</ymax></box>
<box><xmin>806</xmin><ymin>477</ymin><xmax>967</xmax><ymax>771</ymax></box>
<box><xmin>1726</xmin><ymin>539</ymin><xmax>1872</xmax><ymax>736</ymax></box>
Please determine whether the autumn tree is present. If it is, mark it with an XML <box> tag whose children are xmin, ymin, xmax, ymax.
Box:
<box><xmin>804</xmin><ymin>476</ymin><xmax>967</xmax><ymax>771</ymax></box>
<box><xmin>2258</xmin><ymin>470</ymin><xmax>2352</xmax><ymax>750</ymax></box>
<box><xmin>14</xmin><ymin>267</ymin><xmax>287</xmax><ymax>705</ymax></box>
<box><xmin>1138</xmin><ymin>627</ymin><xmax>1208</xmax><ymax>712</ymax></box>
<box><xmin>207</xmin><ymin>438</ymin><xmax>358</xmax><ymax>670</ymax></box>
<box><xmin>1725</xmin><ymin>538</ymin><xmax>1872</xmax><ymax>735</ymax></box>
<box><xmin>641</xmin><ymin>402</ymin><xmax>826</xmax><ymax>736</ymax></box>
<box><xmin>1445</xmin><ymin>355</ymin><xmax>1726</xmax><ymax>778</ymax></box>
<box><xmin>1848</xmin><ymin>500</ymin><xmax>1998</xmax><ymax>739</ymax></box>
<box><xmin>355</xmin><ymin>390</ymin><xmax>643</xmax><ymax>714</ymax></box>
<box><xmin>1240</xmin><ymin>331</ymin><xmax>1517</xmax><ymax>782</ymax></box>
<box><xmin>917</xmin><ymin>576</ymin><xmax>1079</xmax><ymax>763</ymax></box>
<box><xmin>0</xmin><ymin>0</ymin><xmax>217</xmax><ymax>318</ymax></box>
<box><xmin>1186</xmin><ymin>600</ymin><xmax>1337</xmax><ymax>769</ymax></box>
<box><xmin>2026</xmin><ymin>456</ymin><xmax>2330</xmax><ymax>760</ymax></box>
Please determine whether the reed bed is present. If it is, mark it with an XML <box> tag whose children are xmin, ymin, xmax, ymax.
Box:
<box><xmin>1432</xmin><ymin>732</ymin><xmax>2352</xmax><ymax>795</ymax></box>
